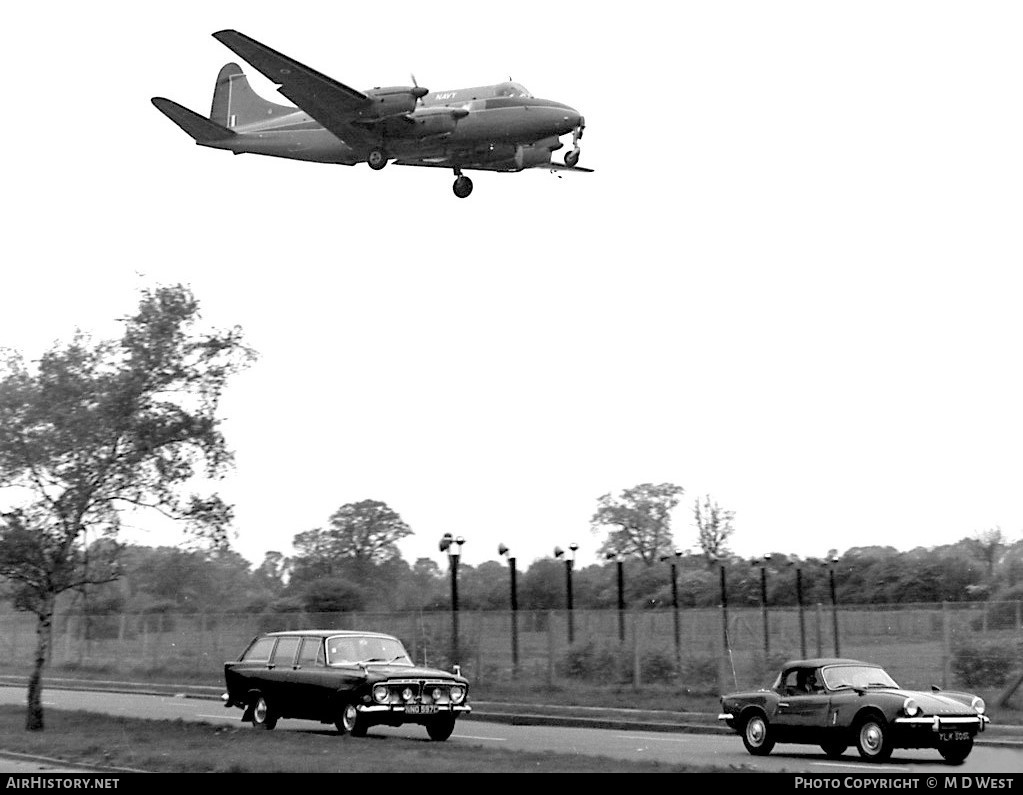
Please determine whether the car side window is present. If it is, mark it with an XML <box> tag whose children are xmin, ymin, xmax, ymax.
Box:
<box><xmin>297</xmin><ymin>638</ymin><xmax>322</xmax><ymax>667</ymax></box>
<box><xmin>271</xmin><ymin>636</ymin><xmax>301</xmax><ymax>666</ymax></box>
<box><xmin>241</xmin><ymin>637</ymin><xmax>277</xmax><ymax>662</ymax></box>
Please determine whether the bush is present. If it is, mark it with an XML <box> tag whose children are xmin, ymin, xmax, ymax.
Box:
<box><xmin>951</xmin><ymin>639</ymin><xmax>1020</xmax><ymax>688</ymax></box>
<box><xmin>556</xmin><ymin>638</ymin><xmax>621</xmax><ymax>681</ymax></box>
<box><xmin>681</xmin><ymin>655</ymin><xmax>719</xmax><ymax>688</ymax></box>
<box><xmin>639</xmin><ymin>648</ymin><xmax>679</xmax><ymax>685</ymax></box>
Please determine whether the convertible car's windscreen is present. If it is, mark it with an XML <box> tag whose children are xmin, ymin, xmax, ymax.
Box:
<box><xmin>822</xmin><ymin>665</ymin><xmax>899</xmax><ymax>690</ymax></box>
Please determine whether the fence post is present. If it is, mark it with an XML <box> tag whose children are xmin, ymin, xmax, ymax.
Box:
<box><xmin>546</xmin><ymin>611</ymin><xmax>555</xmax><ymax>687</ymax></box>
<box><xmin>475</xmin><ymin>608</ymin><xmax>483</xmax><ymax>679</ymax></box>
<box><xmin>815</xmin><ymin>603</ymin><xmax>824</xmax><ymax>657</ymax></box>
<box><xmin>942</xmin><ymin>601</ymin><xmax>951</xmax><ymax>689</ymax></box>
<box><xmin>632</xmin><ymin>611</ymin><xmax>641</xmax><ymax>690</ymax></box>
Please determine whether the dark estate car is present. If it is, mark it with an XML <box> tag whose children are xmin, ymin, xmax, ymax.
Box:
<box><xmin>222</xmin><ymin>630</ymin><xmax>471</xmax><ymax>741</ymax></box>
<box><xmin>718</xmin><ymin>657</ymin><xmax>989</xmax><ymax>764</ymax></box>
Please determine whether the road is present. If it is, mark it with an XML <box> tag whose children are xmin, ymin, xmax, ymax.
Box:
<box><xmin>1</xmin><ymin>687</ymin><xmax>1020</xmax><ymax>774</ymax></box>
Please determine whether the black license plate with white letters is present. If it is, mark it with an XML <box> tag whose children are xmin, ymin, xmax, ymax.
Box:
<box><xmin>405</xmin><ymin>705</ymin><xmax>437</xmax><ymax>715</ymax></box>
<box><xmin>939</xmin><ymin>731</ymin><xmax>970</xmax><ymax>742</ymax></box>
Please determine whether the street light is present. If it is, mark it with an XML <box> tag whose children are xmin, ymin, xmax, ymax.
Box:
<box><xmin>823</xmin><ymin>554</ymin><xmax>841</xmax><ymax>656</ymax></box>
<box><xmin>439</xmin><ymin>533</ymin><xmax>465</xmax><ymax>664</ymax></box>
<box><xmin>554</xmin><ymin>543</ymin><xmax>579</xmax><ymax>644</ymax></box>
<box><xmin>498</xmin><ymin>543</ymin><xmax>519</xmax><ymax>675</ymax></box>
<box><xmin>751</xmin><ymin>554</ymin><xmax>772</xmax><ymax>658</ymax></box>
<box><xmin>606</xmin><ymin>551</ymin><xmax>626</xmax><ymax>643</ymax></box>
<box><xmin>659</xmin><ymin>548</ymin><xmax>684</xmax><ymax>665</ymax></box>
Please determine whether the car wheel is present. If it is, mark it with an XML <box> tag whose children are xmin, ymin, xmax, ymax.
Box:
<box><xmin>821</xmin><ymin>742</ymin><xmax>848</xmax><ymax>758</ymax></box>
<box><xmin>426</xmin><ymin>715</ymin><xmax>457</xmax><ymax>742</ymax></box>
<box><xmin>335</xmin><ymin>703</ymin><xmax>360</xmax><ymax>735</ymax></box>
<box><xmin>251</xmin><ymin>695</ymin><xmax>278</xmax><ymax>730</ymax></box>
<box><xmin>741</xmin><ymin>711</ymin><xmax>775</xmax><ymax>756</ymax></box>
<box><xmin>855</xmin><ymin>716</ymin><xmax>893</xmax><ymax>762</ymax></box>
<box><xmin>939</xmin><ymin>739</ymin><xmax>973</xmax><ymax>765</ymax></box>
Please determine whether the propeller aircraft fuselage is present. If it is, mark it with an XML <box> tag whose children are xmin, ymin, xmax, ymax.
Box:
<box><xmin>152</xmin><ymin>30</ymin><xmax>590</xmax><ymax>198</ymax></box>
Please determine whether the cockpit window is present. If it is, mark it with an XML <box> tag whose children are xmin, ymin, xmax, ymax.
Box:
<box><xmin>495</xmin><ymin>82</ymin><xmax>531</xmax><ymax>98</ymax></box>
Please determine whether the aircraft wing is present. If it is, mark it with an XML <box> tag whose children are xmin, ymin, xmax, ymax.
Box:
<box><xmin>212</xmin><ymin>30</ymin><xmax>374</xmax><ymax>146</ymax></box>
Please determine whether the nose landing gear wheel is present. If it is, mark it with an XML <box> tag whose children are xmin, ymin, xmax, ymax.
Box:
<box><xmin>367</xmin><ymin>148</ymin><xmax>388</xmax><ymax>170</ymax></box>
<box><xmin>564</xmin><ymin>148</ymin><xmax>580</xmax><ymax>168</ymax></box>
<box><xmin>453</xmin><ymin>175</ymin><xmax>473</xmax><ymax>198</ymax></box>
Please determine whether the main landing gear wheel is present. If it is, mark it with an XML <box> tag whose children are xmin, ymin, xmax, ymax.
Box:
<box><xmin>452</xmin><ymin>175</ymin><xmax>473</xmax><ymax>198</ymax></box>
<box><xmin>367</xmin><ymin>148</ymin><xmax>388</xmax><ymax>170</ymax></box>
<box><xmin>564</xmin><ymin>148</ymin><xmax>580</xmax><ymax>168</ymax></box>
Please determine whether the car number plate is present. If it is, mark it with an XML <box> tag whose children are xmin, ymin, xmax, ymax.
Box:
<box><xmin>404</xmin><ymin>705</ymin><xmax>437</xmax><ymax>715</ymax></box>
<box><xmin>939</xmin><ymin>731</ymin><xmax>970</xmax><ymax>742</ymax></box>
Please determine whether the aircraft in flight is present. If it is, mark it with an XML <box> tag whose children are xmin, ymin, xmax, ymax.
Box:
<box><xmin>152</xmin><ymin>30</ymin><xmax>590</xmax><ymax>198</ymax></box>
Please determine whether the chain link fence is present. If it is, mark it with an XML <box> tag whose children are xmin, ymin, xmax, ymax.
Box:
<box><xmin>1</xmin><ymin>600</ymin><xmax>1020</xmax><ymax>694</ymax></box>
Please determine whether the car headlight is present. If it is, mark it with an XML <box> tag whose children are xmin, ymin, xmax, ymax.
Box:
<box><xmin>903</xmin><ymin>697</ymin><xmax>920</xmax><ymax>717</ymax></box>
<box><xmin>972</xmin><ymin>697</ymin><xmax>986</xmax><ymax>715</ymax></box>
<box><xmin>372</xmin><ymin>684</ymin><xmax>389</xmax><ymax>704</ymax></box>
<box><xmin>431</xmin><ymin>687</ymin><xmax>443</xmax><ymax>701</ymax></box>
<box><xmin>401</xmin><ymin>687</ymin><xmax>415</xmax><ymax>702</ymax></box>
<box><xmin>449</xmin><ymin>685</ymin><xmax>465</xmax><ymax>704</ymax></box>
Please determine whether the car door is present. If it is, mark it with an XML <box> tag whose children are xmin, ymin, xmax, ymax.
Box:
<box><xmin>288</xmin><ymin>637</ymin><xmax>331</xmax><ymax>720</ymax></box>
<box><xmin>265</xmin><ymin>636</ymin><xmax>301</xmax><ymax>715</ymax></box>
<box><xmin>774</xmin><ymin>667</ymin><xmax>832</xmax><ymax>737</ymax></box>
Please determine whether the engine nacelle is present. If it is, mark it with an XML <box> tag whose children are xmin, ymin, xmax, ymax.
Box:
<box><xmin>410</xmin><ymin>107</ymin><xmax>469</xmax><ymax>138</ymax></box>
<box><xmin>363</xmin><ymin>86</ymin><xmax>425</xmax><ymax>118</ymax></box>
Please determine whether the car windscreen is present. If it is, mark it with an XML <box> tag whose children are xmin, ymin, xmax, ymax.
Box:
<box><xmin>822</xmin><ymin>665</ymin><xmax>899</xmax><ymax>690</ymax></box>
<box><xmin>326</xmin><ymin>635</ymin><xmax>413</xmax><ymax>666</ymax></box>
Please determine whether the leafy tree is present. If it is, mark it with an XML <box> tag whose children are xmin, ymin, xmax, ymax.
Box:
<box><xmin>0</xmin><ymin>284</ymin><xmax>253</xmax><ymax>730</ymax></box>
<box><xmin>289</xmin><ymin>500</ymin><xmax>413</xmax><ymax>591</ymax></box>
<box><xmin>968</xmin><ymin>527</ymin><xmax>1007</xmax><ymax>580</ymax></box>
<box><xmin>590</xmin><ymin>482</ymin><xmax>685</xmax><ymax>565</ymax></box>
<box><xmin>251</xmin><ymin>550</ymin><xmax>289</xmax><ymax>597</ymax></box>
<box><xmin>327</xmin><ymin>499</ymin><xmax>412</xmax><ymax>565</ymax></box>
<box><xmin>692</xmin><ymin>494</ymin><xmax>735</xmax><ymax>566</ymax></box>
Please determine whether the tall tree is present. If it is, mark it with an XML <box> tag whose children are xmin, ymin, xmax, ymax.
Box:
<box><xmin>326</xmin><ymin>500</ymin><xmax>412</xmax><ymax>565</ymax></box>
<box><xmin>590</xmin><ymin>482</ymin><xmax>685</xmax><ymax>565</ymax></box>
<box><xmin>693</xmin><ymin>494</ymin><xmax>735</xmax><ymax>566</ymax></box>
<box><xmin>968</xmin><ymin>527</ymin><xmax>1007</xmax><ymax>580</ymax></box>
<box><xmin>0</xmin><ymin>284</ymin><xmax>254</xmax><ymax>730</ymax></box>
<box><xmin>288</xmin><ymin>500</ymin><xmax>413</xmax><ymax>592</ymax></box>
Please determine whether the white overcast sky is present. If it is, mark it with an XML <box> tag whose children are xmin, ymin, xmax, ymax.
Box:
<box><xmin>3</xmin><ymin>2</ymin><xmax>1022</xmax><ymax>570</ymax></box>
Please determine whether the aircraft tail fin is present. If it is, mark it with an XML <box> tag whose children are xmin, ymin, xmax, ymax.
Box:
<box><xmin>210</xmin><ymin>62</ymin><xmax>295</xmax><ymax>129</ymax></box>
<box><xmin>151</xmin><ymin>97</ymin><xmax>235</xmax><ymax>142</ymax></box>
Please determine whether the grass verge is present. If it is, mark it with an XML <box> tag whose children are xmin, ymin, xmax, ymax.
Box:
<box><xmin>0</xmin><ymin>705</ymin><xmax>734</xmax><ymax>774</ymax></box>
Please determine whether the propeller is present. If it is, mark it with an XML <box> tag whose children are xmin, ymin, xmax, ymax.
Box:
<box><xmin>573</xmin><ymin>116</ymin><xmax>586</xmax><ymax>146</ymax></box>
<box><xmin>410</xmin><ymin>74</ymin><xmax>429</xmax><ymax>105</ymax></box>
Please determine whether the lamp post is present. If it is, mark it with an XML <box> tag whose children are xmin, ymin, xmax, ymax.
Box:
<box><xmin>659</xmin><ymin>548</ymin><xmax>683</xmax><ymax>665</ymax></box>
<box><xmin>790</xmin><ymin>558</ymin><xmax>807</xmax><ymax>658</ymax></box>
<box><xmin>439</xmin><ymin>533</ymin><xmax>465</xmax><ymax>664</ymax></box>
<box><xmin>824</xmin><ymin>554</ymin><xmax>841</xmax><ymax>656</ymax></box>
<box><xmin>752</xmin><ymin>554</ymin><xmax>772</xmax><ymax>659</ymax></box>
<box><xmin>606</xmin><ymin>551</ymin><xmax>626</xmax><ymax>643</ymax></box>
<box><xmin>498</xmin><ymin>543</ymin><xmax>519</xmax><ymax>675</ymax></box>
<box><xmin>554</xmin><ymin>543</ymin><xmax>579</xmax><ymax>644</ymax></box>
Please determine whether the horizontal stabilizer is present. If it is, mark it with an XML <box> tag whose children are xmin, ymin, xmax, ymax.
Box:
<box><xmin>151</xmin><ymin>97</ymin><xmax>236</xmax><ymax>142</ymax></box>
